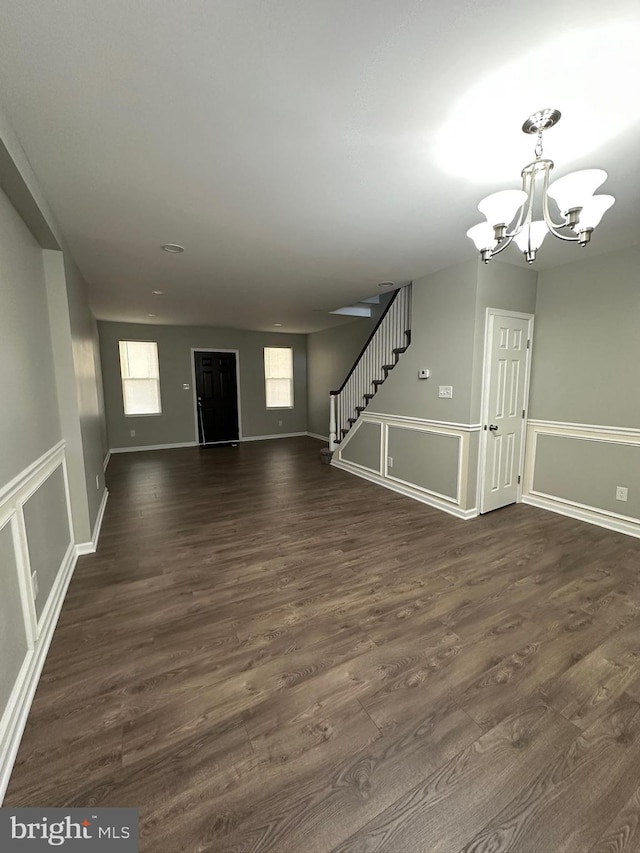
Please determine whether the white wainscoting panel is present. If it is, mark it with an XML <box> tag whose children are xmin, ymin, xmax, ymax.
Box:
<box><xmin>522</xmin><ymin>420</ymin><xmax>640</xmax><ymax>538</ymax></box>
<box><xmin>333</xmin><ymin>413</ymin><xmax>479</xmax><ymax>520</ymax></box>
<box><xmin>0</xmin><ymin>441</ymin><xmax>79</xmax><ymax>803</ymax></box>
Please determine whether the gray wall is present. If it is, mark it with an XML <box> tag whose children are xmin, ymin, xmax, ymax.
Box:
<box><xmin>23</xmin><ymin>466</ymin><xmax>72</xmax><ymax>620</ymax></box>
<box><xmin>306</xmin><ymin>297</ymin><xmax>393</xmax><ymax>438</ymax></box>
<box><xmin>63</xmin><ymin>252</ymin><xmax>108</xmax><ymax>529</ymax></box>
<box><xmin>527</xmin><ymin>245</ymin><xmax>640</xmax><ymax>524</ymax></box>
<box><xmin>368</xmin><ymin>262</ymin><xmax>479</xmax><ymax>423</ymax></box>
<box><xmin>0</xmin><ymin>187</ymin><xmax>62</xmax><ymax>486</ymax></box>
<box><xmin>0</xmin><ymin>185</ymin><xmax>67</xmax><ymax>776</ymax></box>
<box><xmin>99</xmin><ymin>321</ymin><xmax>308</xmax><ymax>448</ymax></box>
<box><xmin>529</xmin><ymin>247</ymin><xmax>640</xmax><ymax>428</ymax></box>
<box><xmin>44</xmin><ymin>250</ymin><xmax>108</xmax><ymax>545</ymax></box>
<box><xmin>533</xmin><ymin>434</ymin><xmax>640</xmax><ymax>519</ymax></box>
<box><xmin>388</xmin><ymin>427</ymin><xmax>460</xmax><ymax>500</ymax></box>
<box><xmin>340</xmin><ymin>421</ymin><xmax>382</xmax><ymax>471</ymax></box>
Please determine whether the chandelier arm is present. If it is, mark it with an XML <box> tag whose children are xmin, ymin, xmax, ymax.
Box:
<box><xmin>540</xmin><ymin>165</ymin><xmax>574</xmax><ymax>232</ymax></box>
<box><xmin>542</xmin><ymin>223</ymin><xmax>581</xmax><ymax>242</ymax></box>
<box><xmin>503</xmin><ymin>172</ymin><xmax>531</xmax><ymax>240</ymax></box>
<box><xmin>489</xmin><ymin>234</ymin><xmax>515</xmax><ymax>257</ymax></box>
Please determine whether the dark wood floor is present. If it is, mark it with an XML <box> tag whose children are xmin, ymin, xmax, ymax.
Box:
<box><xmin>6</xmin><ymin>437</ymin><xmax>640</xmax><ymax>852</ymax></box>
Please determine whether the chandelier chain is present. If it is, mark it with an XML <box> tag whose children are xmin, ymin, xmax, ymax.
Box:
<box><xmin>534</xmin><ymin>130</ymin><xmax>544</xmax><ymax>160</ymax></box>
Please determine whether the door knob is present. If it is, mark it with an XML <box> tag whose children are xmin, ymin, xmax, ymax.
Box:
<box><xmin>489</xmin><ymin>424</ymin><xmax>499</xmax><ymax>431</ymax></box>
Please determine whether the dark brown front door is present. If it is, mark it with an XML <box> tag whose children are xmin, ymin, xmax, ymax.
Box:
<box><xmin>194</xmin><ymin>351</ymin><xmax>239</xmax><ymax>444</ymax></box>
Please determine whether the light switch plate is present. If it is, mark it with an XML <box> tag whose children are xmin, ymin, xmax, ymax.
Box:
<box><xmin>438</xmin><ymin>386</ymin><xmax>453</xmax><ymax>398</ymax></box>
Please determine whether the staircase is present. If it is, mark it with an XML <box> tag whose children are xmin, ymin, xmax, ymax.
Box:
<box><xmin>329</xmin><ymin>284</ymin><xmax>412</xmax><ymax>450</ymax></box>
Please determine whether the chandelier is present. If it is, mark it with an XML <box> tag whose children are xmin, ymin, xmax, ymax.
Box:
<box><xmin>466</xmin><ymin>109</ymin><xmax>615</xmax><ymax>264</ymax></box>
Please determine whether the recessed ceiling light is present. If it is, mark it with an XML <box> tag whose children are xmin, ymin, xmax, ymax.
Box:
<box><xmin>161</xmin><ymin>244</ymin><xmax>184</xmax><ymax>253</ymax></box>
<box><xmin>147</xmin><ymin>313</ymin><xmax>157</xmax><ymax>317</ymax></box>
<box><xmin>152</xmin><ymin>290</ymin><xmax>165</xmax><ymax>295</ymax></box>
<box><xmin>378</xmin><ymin>281</ymin><xmax>394</xmax><ymax>287</ymax></box>
<box><xmin>273</xmin><ymin>323</ymin><xmax>283</xmax><ymax>327</ymax></box>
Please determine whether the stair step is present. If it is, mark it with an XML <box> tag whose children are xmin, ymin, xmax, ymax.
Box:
<box><xmin>341</xmin><ymin>428</ymin><xmax>349</xmax><ymax>436</ymax></box>
<box><xmin>372</xmin><ymin>379</ymin><xmax>385</xmax><ymax>386</ymax></box>
<box><xmin>348</xmin><ymin>418</ymin><xmax>357</xmax><ymax>425</ymax></box>
<box><xmin>355</xmin><ymin>406</ymin><xmax>365</xmax><ymax>413</ymax></box>
<box><xmin>364</xmin><ymin>393</ymin><xmax>375</xmax><ymax>401</ymax></box>
<box><xmin>392</xmin><ymin>346</ymin><xmax>407</xmax><ymax>355</ymax></box>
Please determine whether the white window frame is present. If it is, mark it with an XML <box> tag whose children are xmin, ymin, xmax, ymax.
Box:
<box><xmin>264</xmin><ymin>346</ymin><xmax>294</xmax><ymax>409</ymax></box>
<box><xmin>118</xmin><ymin>340</ymin><xmax>162</xmax><ymax>417</ymax></box>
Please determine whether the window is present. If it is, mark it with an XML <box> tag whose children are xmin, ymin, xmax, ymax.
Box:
<box><xmin>264</xmin><ymin>346</ymin><xmax>294</xmax><ymax>408</ymax></box>
<box><xmin>118</xmin><ymin>340</ymin><xmax>162</xmax><ymax>415</ymax></box>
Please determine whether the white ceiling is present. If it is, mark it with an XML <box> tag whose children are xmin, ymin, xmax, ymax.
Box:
<box><xmin>0</xmin><ymin>0</ymin><xmax>639</xmax><ymax>332</ymax></box>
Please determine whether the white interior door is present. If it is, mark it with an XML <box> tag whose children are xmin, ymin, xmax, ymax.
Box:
<box><xmin>480</xmin><ymin>310</ymin><xmax>533</xmax><ymax>514</ymax></box>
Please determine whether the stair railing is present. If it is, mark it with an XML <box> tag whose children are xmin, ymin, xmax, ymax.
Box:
<box><xmin>329</xmin><ymin>284</ymin><xmax>412</xmax><ymax>450</ymax></box>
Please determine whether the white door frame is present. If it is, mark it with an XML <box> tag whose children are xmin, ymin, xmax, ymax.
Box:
<box><xmin>191</xmin><ymin>348</ymin><xmax>243</xmax><ymax>444</ymax></box>
<box><xmin>477</xmin><ymin>308</ymin><xmax>534</xmax><ymax>514</ymax></box>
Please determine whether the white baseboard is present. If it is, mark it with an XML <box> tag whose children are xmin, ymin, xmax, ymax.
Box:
<box><xmin>306</xmin><ymin>432</ymin><xmax>329</xmax><ymax>442</ymax></box>
<box><xmin>0</xmin><ymin>542</ymin><xmax>78</xmax><ymax>803</ymax></box>
<box><xmin>240</xmin><ymin>432</ymin><xmax>307</xmax><ymax>442</ymax></box>
<box><xmin>109</xmin><ymin>435</ymin><xmax>310</xmax><ymax>453</ymax></box>
<box><xmin>103</xmin><ymin>450</ymin><xmax>111</xmax><ymax>471</ymax></box>
<box><xmin>76</xmin><ymin>488</ymin><xmax>109</xmax><ymax>555</ymax></box>
<box><xmin>331</xmin><ymin>459</ymin><xmax>477</xmax><ymax>520</ymax></box>
<box><xmin>109</xmin><ymin>441</ymin><xmax>199</xmax><ymax>454</ymax></box>
<box><xmin>522</xmin><ymin>493</ymin><xmax>640</xmax><ymax>539</ymax></box>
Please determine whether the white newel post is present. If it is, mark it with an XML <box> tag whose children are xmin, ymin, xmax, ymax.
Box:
<box><xmin>329</xmin><ymin>394</ymin><xmax>337</xmax><ymax>451</ymax></box>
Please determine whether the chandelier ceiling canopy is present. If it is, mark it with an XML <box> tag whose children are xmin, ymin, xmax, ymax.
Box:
<box><xmin>466</xmin><ymin>109</ymin><xmax>615</xmax><ymax>265</ymax></box>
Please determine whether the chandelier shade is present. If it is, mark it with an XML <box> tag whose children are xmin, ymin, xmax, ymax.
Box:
<box><xmin>478</xmin><ymin>190</ymin><xmax>528</xmax><ymax>227</ymax></box>
<box><xmin>546</xmin><ymin>169</ymin><xmax>608</xmax><ymax>215</ymax></box>
<box><xmin>576</xmin><ymin>194</ymin><xmax>615</xmax><ymax>231</ymax></box>
<box><xmin>466</xmin><ymin>109</ymin><xmax>615</xmax><ymax>264</ymax></box>
<box><xmin>466</xmin><ymin>222</ymin><xmax>497</xmax><ymax>252</ymax></box>
<box><xmin>514</xmin><ymin>221</ymin><xmax>548</xmax><ymax>262</ymax></box>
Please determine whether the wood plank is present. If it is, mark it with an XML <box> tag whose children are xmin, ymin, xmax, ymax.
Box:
<box><xmin>335</xmin><ymin>705</ymin><xmax>578</xmax><ymax>853</ymax></box>
<box><xmin>462</xmin><ymin>700</ymin><xmax>640</xmax><ymax>853</ymax></box>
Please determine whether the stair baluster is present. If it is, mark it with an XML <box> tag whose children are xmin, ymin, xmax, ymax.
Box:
<box><xmin>328</xmin><ymin>283</ymin><xmax>412</xmax><ymax>451</ymax></box>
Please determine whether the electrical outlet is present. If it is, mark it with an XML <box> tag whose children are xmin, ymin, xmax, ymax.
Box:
<box><xmin>95</xmin><ymin>474</ymin><xmax>100</xmax><ymax>490</ymax></box>
<box><xmin>616</xmin><ymin>486</ymin><xmax>628</xmax><ymax>502</ymax></box>
<box><xmin>438</xmin><ymin>386</ymin><xmax>453</xmax><ymax>399</ymax></box>
<box><xmin>130</xmin><ymin>429</ymin><xmax>136</xmax><ymax>437</ymax></box>
<box><xmin>387</xmin><ymin>456</ymin><xmax>393</xmax><ymax>468</ymax></box>
<box><xmin>278</xmin><ymin>420</ymin><xmax>283</xmax><ymax>427</ymax></box>
<box><xmin>31</xmin><ymin>571</ymin><xmax>38</xmax><ymax>599</ymax></box>
<box><xmin>183</xmin><ymin>383</ymin><xmax>190</xmax><ymax>390</ymax></box>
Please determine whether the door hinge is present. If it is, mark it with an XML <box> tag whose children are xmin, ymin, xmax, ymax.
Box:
<box><xmin>527</xmin><ymin>339</ymin><xmax>531</xmax><ymax>349</ymax></box>
<box><xmin>522</xmin><ymin>409</ymin><xmax>525</xmax><ymax>418</ymax></box>
<box><xmin>517</xmin><ymin>474</ymin><xmax>521</xmax><ymax>484</ymax></box>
